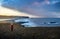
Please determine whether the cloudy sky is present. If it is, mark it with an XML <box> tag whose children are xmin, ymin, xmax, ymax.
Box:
<box><xmin>0</xmin><ymin>0</ymin><xmax>60</xmax><ymax>18</ymax></box>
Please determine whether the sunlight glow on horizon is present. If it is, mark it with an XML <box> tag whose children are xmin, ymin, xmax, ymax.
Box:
<box><xmin>0</xmin><ymin>0</ymin><xmax>40</xmax><ymax>18</ymax></box>
<box><xmin>0</xmin><ymin>6</ymin><xmax>39</xmax><ymax>18</ymax></box>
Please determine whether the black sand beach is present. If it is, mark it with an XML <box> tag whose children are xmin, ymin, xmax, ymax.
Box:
<box><xmin>0</xmin><ymin>23</ymin><xmax>60</xmax><ymax>39</ymax></box>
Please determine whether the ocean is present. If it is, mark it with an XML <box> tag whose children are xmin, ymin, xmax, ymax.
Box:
<box><xmin>21</xmin><ymin>18</ymin><xmax>60</xmax><ymax>27</ymax></box>
<box><xmin>1</xmin><ymin>18</ymin><xmax>60</xmax><ymax>27</ymax></box>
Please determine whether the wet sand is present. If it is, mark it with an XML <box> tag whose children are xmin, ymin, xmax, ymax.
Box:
<box><xmin>0</xmin><ymin>23</ymin><xmax>60</xmax><ymax>39</ymax></box>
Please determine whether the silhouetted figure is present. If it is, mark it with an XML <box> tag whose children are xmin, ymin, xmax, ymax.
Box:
<box><xmin>10</xmin><ymin>23</ymin><xmax>14</xmax><ymax>31</ymax></box>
